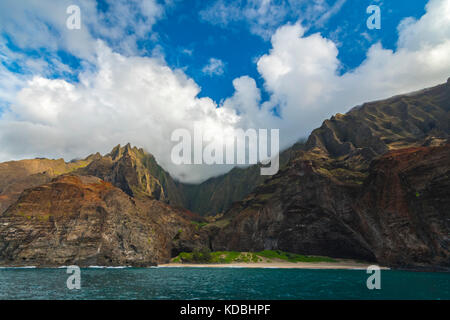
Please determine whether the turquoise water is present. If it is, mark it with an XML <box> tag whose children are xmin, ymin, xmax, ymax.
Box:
<box><xmin>0</xmin><ymin>267</ymin><xmax>448</xmax><ymax>300</ymax></box>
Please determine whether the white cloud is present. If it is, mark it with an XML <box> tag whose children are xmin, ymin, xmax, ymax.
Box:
<box><xmin>199</xmin><ymin>0</ymin><xmax>346</xmax><ymax>39</ymax></box>
<box><xmin>182</xmin><ymin>48</ymin><xmax>193</xmax><ymax>56</ymax></box>
<box><xmin>315</xmin><ymin>0</ymin><xmax>347</xmax><ymax>27</ymax></box>
<box><xmin>0</xmin><ymin>65</ymin><xmax>26</xmax><ymax>109</ymax></box>
<box><xmin>0</xmin><ymin>0</ymin><xmax>166</xmax><ymax>130</ymax></box>
<box><xmin>202</xmin><ymin>58</ymin><xmax>225</xmax><ymax>76</ymax></box>
<box><xmin>0</xmin><ymin>0</ymin><xmax>97</xmax><ymax>62</ymax></box>
<box><xmin>0</xmin><ymin>0</ymin><xmax>164</xmax><ymax>60</ymax></box>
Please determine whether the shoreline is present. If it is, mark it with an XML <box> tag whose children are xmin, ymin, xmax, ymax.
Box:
<box><xmin>0</xmin><ymin>260</ymin><xmax>381</xmax><ymax>270</ymax></box>
<box><xmin>158</xmin><ymin>261</ymin><xmax>390</xmax><ymax>270</ymax></box>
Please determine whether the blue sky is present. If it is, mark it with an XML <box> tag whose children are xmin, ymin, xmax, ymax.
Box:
<box><xmin>0</xmin><ymin>0</ymin><xmax>449</xmax><ymax>182</ymax></box>
<box><xmin>154</xmin><ymin>0</ymin><xmax>427</xmax><ymax>103</ymax></box>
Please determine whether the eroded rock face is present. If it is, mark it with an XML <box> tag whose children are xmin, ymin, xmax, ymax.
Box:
<box><xmin>77</xmin><ymin>144</ymin><xmax>167</xmax><ymax>201</ymax></box>
<box><xmin>211</xmin><ymin>145</ymin><xmax>450</xmax><ymax>270</ymax></box>
<box><xmin>355</xmin><ymin>145</ymin><xmax>450</xmax><ymax>269</ymax></box>
<box><xmin>0</xmin><ymin>175</ymin><xmax>205</xmax><ymax>267</ymax></box>
<box><xmin>178</xmin><ymin>142</ymin><xmax>305</xmax><ymax>216</ymax></box>
<box><xmin>210</xmin><ymin>156</ymin><xmax>377</xmax><ymax>262</ymax></box>
<box><xmin>210</xmin><ymin>80</ymin><xmax>450</xmax><ymax>270</ymax></box>
<box><xmin>0</xmin><ymin>156</ymin><xmax>97</xmax><ymax>214</ymax></box>
<box><xmin>306</xmin><ymin>78</ymin><xmax>450</xmax><ymax>173</ymax></box>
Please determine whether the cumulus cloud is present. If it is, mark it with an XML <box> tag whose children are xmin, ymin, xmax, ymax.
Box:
<box><xmin>1</xmin><ymin>0</ymin><xmax>450</xmax><ymax>183</ymax></box>
<box><xmin>0</xmin><ymin>0</ymin><xmax>166</xmax><ymax>112</ymax></box>
<box><xmin>0</xmin><ymin>0</ymin><xmax>96</xmax><ymax>61</ymax></box>
<box><xmin>202</xmin><ymin>58</ymin><xmax>225</xmax><ymax>76</ymax></box>
<box><xmin>0</xmin><ymin>70</ymin><xmax>23</xmax><ymax>112</ymax></box>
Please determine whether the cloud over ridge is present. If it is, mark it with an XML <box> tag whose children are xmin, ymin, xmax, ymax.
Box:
<box><xmin>1</xmin><ymin>0</ymin><xmax>450</xmax><ymax>183</ymax></box>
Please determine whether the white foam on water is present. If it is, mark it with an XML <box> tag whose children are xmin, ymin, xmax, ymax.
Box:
<box><xmin>0</xmin><ymin>266</ymin><xmax>37</xmax><ymax>269</ymax></box>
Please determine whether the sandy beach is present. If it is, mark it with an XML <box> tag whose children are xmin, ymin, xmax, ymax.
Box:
<box><xmin>158</xmin><ymin>260</ymin><xmax>389</xmax><ymax>270</ymax></box>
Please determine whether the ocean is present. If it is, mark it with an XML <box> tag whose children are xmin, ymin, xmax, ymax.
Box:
<box><xmin>0</xmin><ymin>267</ymin><xmax>448</xmax><ymax>300</ymax></box>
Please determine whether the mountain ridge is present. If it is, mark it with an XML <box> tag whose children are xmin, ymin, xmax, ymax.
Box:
<box><xmin>209</xmin><ymin>79</ymin><xmax>450</xmax><ymax>270</ymax></box>
<box><xmin>0</xmin><ymin>78</ymin><xmax>449</xmax><ymax>269</ymax></box>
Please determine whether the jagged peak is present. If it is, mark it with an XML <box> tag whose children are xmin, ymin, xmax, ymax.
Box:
<box><xmin>106</xmin><ymin>143</ymin><xmax>155</xmax><ymax>163</ymax></box>
<box><xmin>108</xmin><ymin>144</ymin><xmax>122</xmax><ymax>160</ymax></box>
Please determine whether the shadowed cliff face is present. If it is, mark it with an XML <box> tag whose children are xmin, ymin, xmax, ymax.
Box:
<box><xmin>0</xmin><ymin>175</ymin><xmax>206</xmax><ymax>267</ymax></box>
<box><xmin>305</xmin><ymin>79</ymin><xmax>450</xmax><ymax>173</ymax></box>
<box><xmin>210</xmin><ymin>145</ymin><xmax>450</xmax><ymax>269</ymax></box>
<box><xmin>355</xmin><ymin>145</ymin><xmax>450</xmax><ymax>269</ymax></box>
<box><xmin>209</xmin><ymin>154</ymin><xmax>377</xmax><ymax>262</ymax></box>
<box><xmin>210</xmin><ymin>80</ymin><xmax>450</xmax><ymax>270</ymax></box>
<box><xmin>177</xmin><ymin>142</ymin><xmax>305</xmax><ymax>216</ymax></box>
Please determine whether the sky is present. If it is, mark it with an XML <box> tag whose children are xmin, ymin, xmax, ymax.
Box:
<box><xmin>1</xmin><ymin>0</ymin><xmax>450</xmax><ymax>183</ymax></box>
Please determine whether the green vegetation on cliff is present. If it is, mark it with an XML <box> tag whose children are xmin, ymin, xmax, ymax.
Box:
<box><xmin>255</xmin><ymin>250</ymin><xmax>336</xmax><ymax>263</ymax></box>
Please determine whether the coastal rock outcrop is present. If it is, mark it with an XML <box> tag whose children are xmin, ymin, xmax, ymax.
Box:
<box><xmin>0</xmin><ymin>175</ymin><xmax>205</xmax><ymax>267</ymax></box>
<box><xmin>211</xmin><ymin>145</ymin><xmax>449</xmax><ymax>270</ymax></box>
<box><xmin>355</xmin><ymin>145</ymin><xmax>450</xmax><ymax>269</ymax></box>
